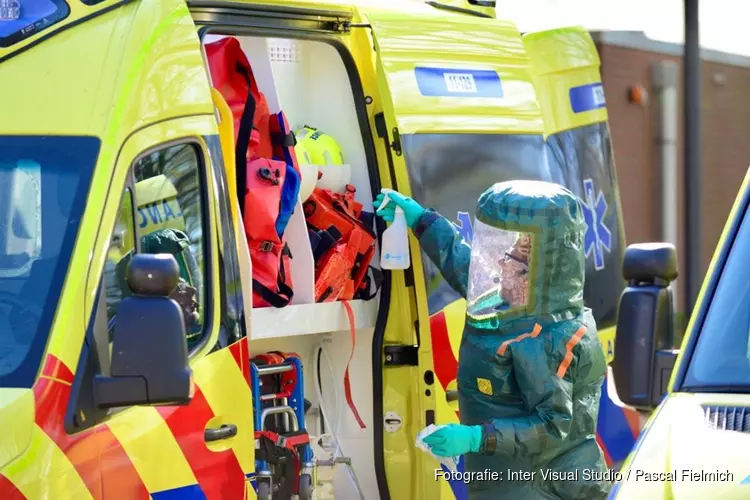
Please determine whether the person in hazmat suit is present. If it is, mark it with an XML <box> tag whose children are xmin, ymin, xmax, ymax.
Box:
<box><xmin>373</xmin><ymin>180</ymin><xmax>610</xmax><ymax>499</ymax></box>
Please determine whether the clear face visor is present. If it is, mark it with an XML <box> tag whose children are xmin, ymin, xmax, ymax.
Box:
<box><xmin>466</xmin><ymin>220</ymin><xmax>532</xmax><ymax>319</ymax></box>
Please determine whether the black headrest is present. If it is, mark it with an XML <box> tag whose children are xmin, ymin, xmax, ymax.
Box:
<box><xmin>622</xmin><ymin>243</ymin><xmax>678</xmax><ymax>284</ymax></box>
<box><xmin>127</xmin><ymin>254</ymin><xmax>180</xmax><ymax>296</ymax></box>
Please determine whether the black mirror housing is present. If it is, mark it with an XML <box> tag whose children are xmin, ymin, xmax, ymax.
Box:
<box><xmin>95</xmin><ymin>253</ymin><xmax>192</xmax><ymax>409</ymax></box>
<box><xmin>613</xmin><ymin>242</ymin><xmax>679</xmax><ymax>411</ymax></box>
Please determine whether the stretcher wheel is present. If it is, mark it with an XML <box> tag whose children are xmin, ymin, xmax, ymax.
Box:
<box><xmin>298</xmin><ymin>473</ymin><xmax>314</xmax><ymax>500</ymax></box>
<box><xmin>257</xmin><ymin>480</ymin><xmax>271</xmax><ymax>500</ymax></box>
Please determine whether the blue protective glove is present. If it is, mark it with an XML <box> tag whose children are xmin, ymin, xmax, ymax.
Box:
<box><xmin>373</xmin><ymin>190</ymin><xmax>426</xmax><ymax>229</ymax></box>
<box><xmin>422</xmin><ymin>424</ymin><xmax>483</xmax><ymax>457</ymax></box>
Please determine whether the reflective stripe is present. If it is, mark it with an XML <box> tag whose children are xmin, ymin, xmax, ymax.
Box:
<box><xmin>2</xmin><ymin>426</ymin><xmax>94</xmax><ymax>500</ymax></box>
<box><xmin>228</xmin><ymin>337</ymin><xmax>251</xmax><ymax>386</ymax></box>
<box><xmin>33</xmin><ymin>355</ymin><xmax>101</xmax><ymax>499</ymax></box>
<box><xmin>0</xmin><ymin>474</ymin><xmax>26</xmax><ymax>499</ymax></box>
<box><xmin>556</xmin><ymin>326</ymin><xmax>587</xmax><ymax>378</ymax></box>
<box><xmin>157</xmin><ymin>365</ymin><xmax>245</xmax><ymax>500</ymax></box>
<box><xmin>203</xmin><ymin>343</ymin><xmax>256</xmax><ymax>476</ymax></box>
<box><xmin>596</xmin><ymin>433</ymin><xmax>613</xmax><ymax>465</ymax></box>
<box><xmin>107</xmin><ymin>406</ymin><xmax>198</xmax><ymax>493</ymax></box>
<box><xmin>429</xmin><ymin>309</ymin><xmax>459</xmax><ymax>393</ymax></box>
<box><xmin>39</xmin><ymin>354</ymin><xmax>74</xmax><ymax>384</ymax></box>
<box><xmin>99</xmin><ymin>427</ymin><xmax>150</xmax><ymax>500</ymax></box>
<box><xmin>497</xmin><ymin>323</ymin><xmax>543</xmax><ymax>356</ymax></box>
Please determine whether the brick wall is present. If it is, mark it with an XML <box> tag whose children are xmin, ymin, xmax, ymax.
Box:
<box><xmin>596</xmin><ymin>41</ymin><xmax>750</xmax><ymax>311</ymax></box>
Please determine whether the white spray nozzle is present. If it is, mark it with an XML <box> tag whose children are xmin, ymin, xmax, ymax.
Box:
<box><xmin>377</xmin><ymin>188</ymin><xmax>403</xmax><ymax>214</ymax></box>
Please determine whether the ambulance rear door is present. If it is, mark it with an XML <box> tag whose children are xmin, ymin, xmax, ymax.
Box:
<box><xmin>365</xmin><ymin>11</ymin><xmax>545</xmax><ymax>500</ymax></box>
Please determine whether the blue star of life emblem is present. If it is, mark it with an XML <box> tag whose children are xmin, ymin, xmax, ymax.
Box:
<box><xmin>581</xmin><ymin>178</ymin><xmax>612</xmax><ymax>271</ymax></box>
<box><xmin>454</xmin><ymin>211</ymin><xmax>474</xmax><ymax>242</ymax></box>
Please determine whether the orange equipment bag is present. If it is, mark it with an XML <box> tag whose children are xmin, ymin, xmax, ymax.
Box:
<box><xmin>303</xmin><ymin>185</ymin><xmax>377</xmax><ymax>302</ymax></box>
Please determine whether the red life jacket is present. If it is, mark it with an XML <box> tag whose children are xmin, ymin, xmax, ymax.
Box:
<box><xmin>207</xmin><ymin>36</ymin><xmax>302</xmax><ymax>308</ymax></box>
<box><xmin>204</xmin><ymin>37</ymin><xmax>273</xmax><ymax>162</ymax></box>
<box><xmin>245</xmin><ymin>158</ymin><xmax>294</xmax><ymax>308</ymax></box>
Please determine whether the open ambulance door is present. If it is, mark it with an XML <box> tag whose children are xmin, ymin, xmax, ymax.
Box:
<box><xmin>366</xmin><ymin>11</ymin><xmax>544</xmax><ymax>500</ymax></box>
<box><xmin>522</xmin><ymin>27</ymin><xmax>639</xmax><ymax>468</ymax></box>
<box><xmin>0</xmin><ymin>0</ymin><xmax>134</xmax><ymax>64</ymax></box>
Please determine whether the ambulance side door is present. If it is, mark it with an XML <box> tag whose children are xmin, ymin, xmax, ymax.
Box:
<box><xmin>71</xmin><ymin>116</ymin><xmax>255</xmax><ymax>499</ymax></box>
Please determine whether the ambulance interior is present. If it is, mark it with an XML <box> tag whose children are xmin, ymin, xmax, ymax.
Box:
<box><xmin>202</xmin><ymin>34</ymin><xmax>385</xmax><ymax>498</ymax></box>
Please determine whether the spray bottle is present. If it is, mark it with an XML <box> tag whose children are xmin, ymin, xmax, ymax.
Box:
<box><xmin>376</xmin><ymin>188</ymin><xmax>411</xmax><ymax>270</ymax></box>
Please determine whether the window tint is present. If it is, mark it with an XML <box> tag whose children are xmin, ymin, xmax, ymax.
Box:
<box><xmin>104</xmin><ymin>143</ymin><xmax>208</xmax><ymax>351</ymax></box>
<box><xmin>683</xmin><ymin>205</ymin><xmax>750</xmax><ymax>390</ymax></box>
<box><xmin>0</xmin><ymin>135</ymin><xmax>99</xmax><ymax>388</ymax></box>
<box><xmin>402</xmin><ymin>126</ymin><xmax>625</xmax><ymax>331</ymax></box>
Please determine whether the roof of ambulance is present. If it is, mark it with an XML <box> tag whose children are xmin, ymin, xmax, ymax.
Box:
<box><xmin>0</xmin><ymin>0</ymin><xmax>501</xmax><ymax>138</ymax></box>
<box><xmin>0</xmin><ymin>0</ymin><xmax>214</xmax><ymax>138</ymax></box>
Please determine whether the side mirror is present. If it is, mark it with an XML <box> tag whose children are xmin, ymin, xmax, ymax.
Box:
<box><xmin>612</xmin><ymin>243</ymin><xmax>679</xmax><ymax>411</ymax></box>
<box><xmin>95</xmin><ymin>253</ymin><xmax>192</xmax><ymax>409</ymax></box>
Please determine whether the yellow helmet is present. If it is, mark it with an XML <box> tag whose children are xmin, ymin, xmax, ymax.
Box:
<box><xmin>295</xmin><ymin>126</ymin><xmax>345</xmax><ymax>165</ymax></box>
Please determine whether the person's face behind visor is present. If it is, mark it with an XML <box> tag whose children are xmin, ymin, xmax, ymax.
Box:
<box><xmin>466</xmin><ymin>220</ymin><xmax>531</xmax><ymax>318</ymax></box>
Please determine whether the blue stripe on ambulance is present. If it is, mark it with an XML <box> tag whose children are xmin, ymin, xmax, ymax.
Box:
<box><xmin>150</xmin><ymin>484</ymin><xmax>206</xmax><ymax>499</ymax></box>
<box><xmin>414</xmin><ymin>67</ymin><xmax>503</xmax><ymax>98</ymax></box>
<box><xmin>569</xmin><ymin>82</ymin><xmax>606</xmax><ymax>114</ymax></box>
<box><xmin>597</xmin><ymin>377</ymin><xmax>637</xmax><ymax>464</ymax></box>
<box><xmin>443</xmin><ymin>456</ymin><xmax>469</xmax><ymax>500</ymax></box>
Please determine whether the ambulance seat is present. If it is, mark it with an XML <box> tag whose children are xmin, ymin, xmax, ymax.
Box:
<box><xmin>613</xmin><ymin>243</ymin><xmax>679</xmax><ymax>411</ymax></box>
<box><xmin>95</xmin><ymin>253</ymin><xmax>191</xmax><ymax>408</ymax></box>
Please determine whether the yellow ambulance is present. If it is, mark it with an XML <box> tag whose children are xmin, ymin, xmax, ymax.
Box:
<box><xmin>0</xmin><ymin>0</ymin><xmax>635</xmax><ymax>498</ymax></box>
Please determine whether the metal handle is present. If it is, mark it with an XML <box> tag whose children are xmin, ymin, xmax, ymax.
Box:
<box><xmin>256</xmin><ymin>364</ymin><xmax>294</xmax><ymax>376</ymax></box>
<box><xmin>446</xmin><ymin>390</ymin><xmax>459</xmax><ymax>402</ymax></box>
<box><xmin>261</xmin><ymin>406</ymin><xmax>299</xmax><ymax>432</ymax></box>
<box><xmin>204</xmin><ymin>424</ymin><xmax>238</xmax><ymax>442</ymax></box>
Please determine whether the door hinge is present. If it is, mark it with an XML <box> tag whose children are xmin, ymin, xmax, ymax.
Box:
<box><xmin>384</xmin><ymin>345</ymin><xmax>418</xmax><ymax>367</ymax></box>
<box><xmin>390</xmin><ymin>127</ymin><xmax>402</xmax><ymax>156</ymax></box>
<box><xmin>336</xmin><ymin>21</ymin><xmax>372</xmax><ymax>32</ymax></box>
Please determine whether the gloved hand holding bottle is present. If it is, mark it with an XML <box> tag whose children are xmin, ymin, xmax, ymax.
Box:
<box><xmin>373</xmin><ymin>190</ymin><xmax>426</xmax><ymax>229</ymax></box>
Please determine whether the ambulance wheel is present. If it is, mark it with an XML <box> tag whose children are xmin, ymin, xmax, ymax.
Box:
<box><xmin>298</xmin><ymin>474</ymin><xmax>313</xmax><ymax>500</ymax></box>
<box><xmin>257</xmin><ymin>481</ymin><xmax>271</xmax><ymax>500</ymax></box>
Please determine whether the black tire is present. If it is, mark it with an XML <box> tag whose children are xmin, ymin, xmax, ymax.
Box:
<box><xmin>257</xmin><ymin>480</ymin><xmax>271</xmax><ymax>500</ymax></box>
<box><xmin>298</xmin><ymin>473</ymin><xmax>314</xmax><ymax>500</ymax></box>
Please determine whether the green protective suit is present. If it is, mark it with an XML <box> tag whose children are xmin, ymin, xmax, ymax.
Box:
<box><xmin>413</xmin><ymin>180</ymin><xmax>610</xmax><ymax>499</ymax></box>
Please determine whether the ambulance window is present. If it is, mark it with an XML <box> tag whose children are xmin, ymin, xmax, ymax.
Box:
<box><xmin>544</xmin><ymin>123</ymin><xmax>624</xmax><ymax>329</ymax></box>
<box><xmin>0</xmin><ymin>135</ymin><xmax>100</xmax><ymax>388</ymax></box>
<box><xmin>133</xmin><ymin>144</ymin><xmax>207</xmax><ymax>349</ymax></box>
<box><xmin>401</xmin><ymin>132</ymin><xmax>550</xmax><ymax>314</ymax></box>
<box><xmin>683</xmin><ymin>204</ymin><xmax>750</xmax><ymax>390</ymax></box>
<box><xmin>103</xmin><ymin>188</ymin><xmax>136</xmax><ymax>323</ymax></box>
<box><xmin>102</xmin><ymin>142</ymin><xmax>209</xmax><ymax>352</ymax></box>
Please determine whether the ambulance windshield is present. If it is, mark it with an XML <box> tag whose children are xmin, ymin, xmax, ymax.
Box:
<box><xmin>0</xmin><ymin>136</ymin><xmax>99</xmax><ymax>388</ymax></box>
<box><xmin>683</xmin><ymin>201</ymin><xmax>750</xmax><ymax>392</ymax></box>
